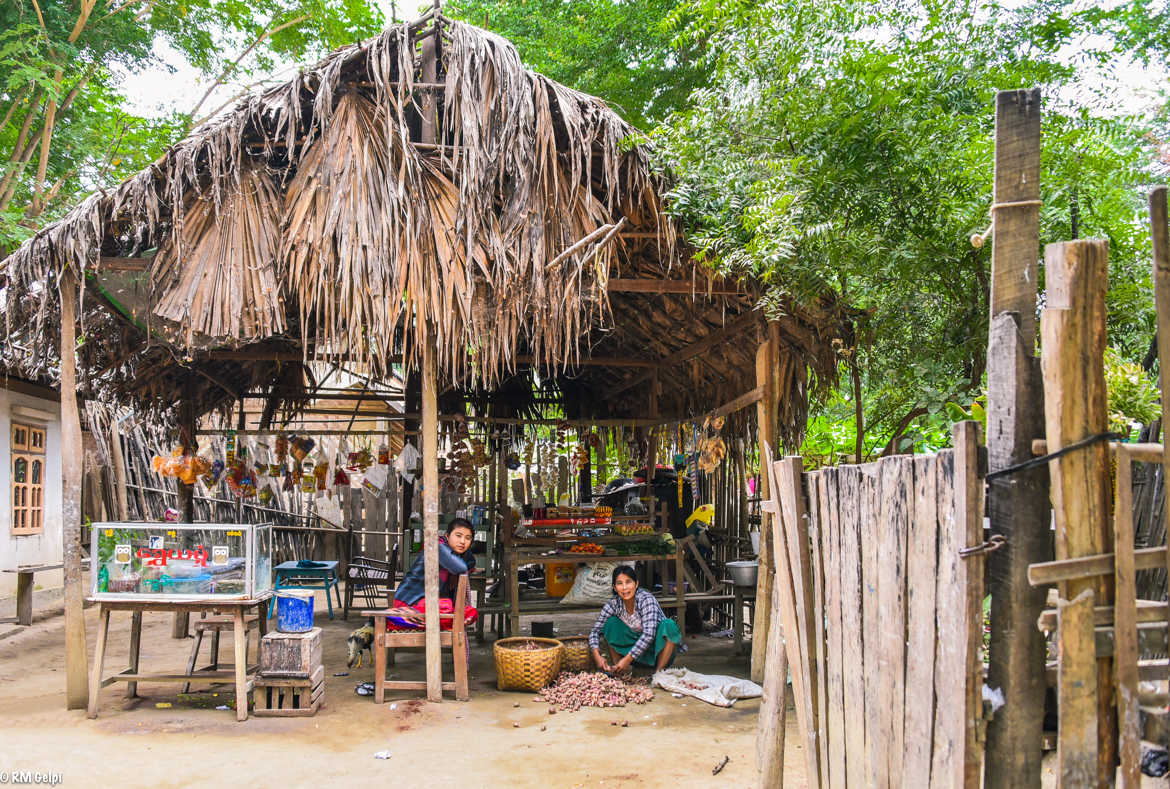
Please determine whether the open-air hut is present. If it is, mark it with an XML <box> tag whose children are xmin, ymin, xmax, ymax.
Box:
<box><xmin>0</xmin><ymin>12</ymin><xmax>848</xmax><ymax>704</ymax></box>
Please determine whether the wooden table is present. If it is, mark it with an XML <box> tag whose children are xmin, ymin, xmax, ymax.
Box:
<box><xmin>270</xmin><ymin>560</ymin><xmax>342</xmax><ymax>619</ymax></box>
<box><xmin>86</xmin><ymin>594</ymin><xmax>271</xmax><ymax>721</ymax></box>
<box><xmin>505</xmin><ymin>550</ymin><xmax>687</xmax><ymax>636</ymax></box>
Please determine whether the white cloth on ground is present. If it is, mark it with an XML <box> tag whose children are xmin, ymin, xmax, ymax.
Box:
<box><xmin>651</xmin><ymin>667</ymin><xmax>763</xmax><ymax>707</ymax></box>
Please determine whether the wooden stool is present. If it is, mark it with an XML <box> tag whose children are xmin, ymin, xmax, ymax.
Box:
<box><xmin>253</xmin><ymin>666</ymin><xmax>324</xmax><ymax>717</ymax></box>
<box><xmin>183</xmin><ymin>615</ymin><xmax>259</xmax><ymax>693</ymax></box>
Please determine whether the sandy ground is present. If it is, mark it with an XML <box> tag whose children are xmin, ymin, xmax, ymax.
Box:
<box><xmin>0</xmin><ymin>591</ymin><xmax>807</xmax><ymax>789</ymax></box>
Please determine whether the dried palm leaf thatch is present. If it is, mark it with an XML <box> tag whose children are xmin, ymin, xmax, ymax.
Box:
<box><xmin>151</xmin><ymin>163</ymin><xmax>285</xmax><ymax>344</ymax></box>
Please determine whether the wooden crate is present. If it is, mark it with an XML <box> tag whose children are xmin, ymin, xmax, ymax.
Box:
<box><xmin>259</xmin><ymin>628</ymin><xmax>322</xmax><ymax>677</ymax></box>
<box><xmin>253</xmin><ymin>666</ymin><xmax>324</xmax><ymax>717</ymax></box>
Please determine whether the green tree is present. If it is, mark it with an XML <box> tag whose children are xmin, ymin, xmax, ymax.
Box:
<box><xmin>656</xmin><ymin>0</ymin><xmax>1163</xmax><ymax>458</ymax></box>
<box><xmin>0</xmin><ymin>0</ymin><xmax>385</xmax><ymax>254</ymax></box>
<box><xmin>444</xmin><ymin>0</ymin><xmax>711</xmax><ymax>128</ymax></box>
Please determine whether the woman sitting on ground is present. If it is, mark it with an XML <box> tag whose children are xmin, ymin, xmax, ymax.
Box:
<box><xmin>388</xmin><ymin>518</ymin><xmax>478</xmax><ymax>630</ymax></box>
<box><xmin>588</xmin><ymin>565</ymin><xmax>682</xmax><ymax>674</ymax></box>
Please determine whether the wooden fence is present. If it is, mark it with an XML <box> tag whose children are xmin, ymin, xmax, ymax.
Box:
<box><xmin>757</xmin><ymin>422</ymin><xmax>985</xmax><ymax>788</ymax></box>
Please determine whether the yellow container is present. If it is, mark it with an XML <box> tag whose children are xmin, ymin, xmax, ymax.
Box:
<box><xmin>546</xmin><ymin>562</ymin><xmax>576</xmax><ymax>597</ymax></box>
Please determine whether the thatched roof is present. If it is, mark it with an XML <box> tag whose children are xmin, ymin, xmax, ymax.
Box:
<box><xmin>0</xmin><ymin>15</ymin><xmax>848</xmax><ymax>445</ymax></box>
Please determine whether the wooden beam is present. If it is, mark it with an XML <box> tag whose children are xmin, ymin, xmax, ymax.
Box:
<box><xmin>1041</xmin><ymin>238</ymin><xmax>1115</xmax><ymax>783</ymax></box>
<box><xmin>609</xmin><ymin>310</ymin><xmax>760</xmax><ymax>398</ymax></box>
<box><xmin>707</xmin><ymin>386</ymin><xmax>763</xmax><ymax>422</ymax></box>
<box><xmin>752</xmin><ymin>329</ymin><xmax>779</xmax><ymax>683</ymax></box>
<box><xmin>95</xmin><ymin>256</ymin><xmax>150</xmax><ymax>272</ymax></box>
<box><xmin>985</xmin><ymin>88</ymin><xmax>1048</xmax><ymax>789</ymax></box>
<box><xmin>1149</xmin><ymin>188</ymin><xmax>1170</xmax><ymax>765</ymax></box>
<box><xmin>59</xmin><ymin>268</ymin><xmax>88</xmax><ymax>709</ymax></box>
<box><xmin>606</xmin><ymin>278</ymin><xmax>747</xmax><ymax>297</ymax></box>
<box><xmin>514</xmin><ymin>355</ymin><xmax>656</xmax><ymax>369</ymax></box>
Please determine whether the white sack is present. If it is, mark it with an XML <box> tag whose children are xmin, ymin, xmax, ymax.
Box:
<box><xmin>651</xmin><ymin>667</ymin><xmax>763</xmax><ymax>707</ymax></box>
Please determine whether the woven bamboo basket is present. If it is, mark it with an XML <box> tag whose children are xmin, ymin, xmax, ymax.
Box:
<box><xmin>559</xmin><ymin>635</ymin><xmax>592</xmax><ymax>672</ymax></box>
<box><xmin>494</xmin><ymin>637</ymin><xmax>564</xmax><ymax>691</ymax></box>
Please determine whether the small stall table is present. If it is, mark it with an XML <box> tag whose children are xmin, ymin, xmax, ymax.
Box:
<box><xmin>269</xmin><ymin>560</ymin><xmax>342</xmax><ymax>619</ymax></box>
<box><xmin>87</xmin><ymin>593</ymin><xmax>271</xmax><ymax>721</ymax></box>
<box><xmin>723</xmin><ymin>580</ymin><xmax>756</xmax><ymax>655</ymax></box>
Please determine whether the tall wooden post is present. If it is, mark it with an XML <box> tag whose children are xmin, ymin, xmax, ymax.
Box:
<box><xmin>109</xmin><ymin>417</ymin><xmax>130</xmax><ymax>520</ymax></box>
<box><xmin>172</xmin><ymin>390</ymin><xmax>196</xmax><ymax>639</ymax></box>
<box><xmin>984</xmin><ymin>87</ymin><xmax>1050</xmax><ymax>789</ymax></box>
<box><xmin>1150</xmin><ymin>191</ymin><xmax>1170</xmax><ymax>729</ymax></box>
<box><xmin>751</xmin><ymin>323</ymin><xmax>779</xmax><ymax>682</ymax></box>
<box><xmin>421</xmin><ymin>330</ymin><xmax>442</xmax><ymax>702</ymax></box>
<box><xmin>1041</xmin><ymin>239</ymin><xmax>1114</xmax><ymax>785</ymax></box>
<box><xmin>59</xmin><ymin>268</ymin><xmax>88</xmax><ymax>709</ymax></box>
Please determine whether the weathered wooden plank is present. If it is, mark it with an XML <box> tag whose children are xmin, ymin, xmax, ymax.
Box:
<box><xmin>1057</xmin><ymin>589</ymin><xmax>1099</xmax><ymax>786</ymax></box>
<box><xmin>930</xmin><ymin>450</ymin><xmax>960</xmax><ymax>787</ymax></box>
<box><xmin>954</xmin><ymin>422</ymin><xmax>985</xmax><ymax>789</ymax></box>
<box><xmin>778</xmin><ymin>456</ymin><xmax>820</xmax><ymax>788</ymax></box>
<box><xmin>1114</xmin><ymin>448</ymin><xmax>1141</xmax><ymax>788</ymax></box>
<box><xmin>860</xmin><ymin>461</ymin><xmax>884</xmax><ymax>788</ymax></box>
<box><xmin>904</xmin><ymin>455</ymin><xmax>939</xmax><ymax>785</ymax></box>
<box><xmin>877</xmin><ymin>456</ymin><xmax>910</xmax><ymax>789</ymax></box>
<box><xmin>756</xmin><ymin>564</ymin><xmax>789</xmax><ymax>789</ymax></box>
<box><xmin>756</xmin><ymin>446</ymin><xmax>799</xmax><ymax>785</ymax></box>
<box><xmin>421</xmin><ymin>329</ymin><xmax>441</xmax><ymax>702</ymax></box>
<box><xmin>985</xmin><ymin>309</ymin><xmax>1050</xmax><ymax>789</ymax></box>
<box><xmin>821</xmin><ymin>468</ymin><xmax>847</xmax><ymax>789</ymax></box>
<box><xmin>837</xmin><ymin>464</ymin><xmax>866</xmax><ymax>788</ymax></box>
<box><xmin>1041</xmin><ymin>238</ymin><xmax>1115</xmax><ymax>780</ymax></box>
<box><xmin>807</xmin><ymin>472</ymin><xmax>831</xmax><ymax>788</ymax></box>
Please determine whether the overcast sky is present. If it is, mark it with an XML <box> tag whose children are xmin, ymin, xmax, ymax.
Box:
<box><xmin>115</xmin><ymin>1</ymin><xmax>1164</xmax><ymax>125</ymax></box>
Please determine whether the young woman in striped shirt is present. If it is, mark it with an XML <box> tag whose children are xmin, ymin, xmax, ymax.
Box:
<box><xmin>588</xmin><ymin>565</ymin><xmax>682</xmax><ymax>675</ymax></box>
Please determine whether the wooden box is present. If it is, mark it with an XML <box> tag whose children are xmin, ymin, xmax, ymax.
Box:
<box><xmin>259</xmin><ymin>627</ymin><xmax>322</xmax><ymax>677</ymax></box>
<box><xmin>253</xmin><ymin>666</ymin><xmax>324</xmax><ymax>717</ymax></box>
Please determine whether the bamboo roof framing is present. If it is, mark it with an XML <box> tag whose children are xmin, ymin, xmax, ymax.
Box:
<box><xmin>0</xmin><ymin>13</ymin><xmax>850</xmax><ymax>447</ymax></box>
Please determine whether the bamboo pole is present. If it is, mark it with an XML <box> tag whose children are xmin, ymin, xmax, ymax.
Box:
<box><xmin>60</xmin><ymin>268</ymin><xmax>88</xmax><ymax>709</ymax></box>
<box><xmin>109</xmin><ymin>417</ymin><xmax>129</xmax><ymax>520</ymax></box>
<box><xmin>1040</xmin><ymin>238</ymin><xmax>1114</xmax><ymax>785</ymax></box>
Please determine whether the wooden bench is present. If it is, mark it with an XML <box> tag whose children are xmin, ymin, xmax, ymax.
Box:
<box><xmin>2</xmin><ymin>559</ymin><xmax>90</xmax><ymax>626</ymax></box>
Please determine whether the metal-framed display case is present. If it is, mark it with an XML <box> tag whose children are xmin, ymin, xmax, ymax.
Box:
<box><xmin>90</xmin><ymin>522</ymin><xmax>273</xmax><ymax>600</ymax></box>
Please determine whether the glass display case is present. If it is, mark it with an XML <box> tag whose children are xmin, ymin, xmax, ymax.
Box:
<box><xmin>90</xmin><ymin>522</ymin><xmax>273</xmax><ymax>600</ymax></box>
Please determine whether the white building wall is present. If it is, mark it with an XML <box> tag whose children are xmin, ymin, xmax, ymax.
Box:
<box><xmin>0</xmin><ymin>389</ymin><xmax>64</xmax><ymax>597</ymax></box>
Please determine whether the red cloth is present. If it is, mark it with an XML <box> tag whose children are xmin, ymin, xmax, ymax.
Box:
<box><xmin>387</xmin><ymin>597</ymin><xmax>478</xmax><ymax>631</ymax></box>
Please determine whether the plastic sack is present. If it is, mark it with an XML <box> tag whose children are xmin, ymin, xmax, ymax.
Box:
<box><xmin>651</xmin><ymin>668</ymin><xmax>763</xmax><ymax>708</ymax></box>
<box><xmin>559</xmin><ymin>562</ymin><xmax>623</xmax><ymax>605</ymax></box>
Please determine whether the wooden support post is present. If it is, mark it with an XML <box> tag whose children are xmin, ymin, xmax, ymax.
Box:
<box><xmin>421</xmin><ymin>331</ymin><xmax>441</xmax><ymax>703</ymax></box>
<box><xmin>984</xmin><ymin>87</ymin><xmax>1049</xmax><ymax>789</ymax></box>
<box><xmin>1149</xmin><ymin>186</ymin><xmax>1170</xmax><ymax>763</ymax></box>
<box><xmin>172</xmin><ymin>391</ymin><xmax>196</xmax><ymax>639</ymax></box>
<box><xmin>59</xmin><ymin>268</ymin><xmax>88</xmax><ymax>709</ymax></box>
<box><xmin>751</xmin><ymin>328</ymin><xmax>779</xmax><ymax>682</ymax></box>
<box><xmin>1041</xmin><ymin>238</ymin><xmax>1115</xmax><ymax>785</ymax></box>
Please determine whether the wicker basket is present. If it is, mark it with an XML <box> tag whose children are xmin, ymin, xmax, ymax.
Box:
<box><xmin>559</xmin><ymin>635</ymin><xmax>592</xmax><ymax>672</ymax></box>
<box><xmin>494</xmin><ymin>637</ymin><xmax>564</xmax><ymax>691</ymax></box>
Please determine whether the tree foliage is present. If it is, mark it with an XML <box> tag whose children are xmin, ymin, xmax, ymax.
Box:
<box><xmin>444</xmin><ymin>0</ymin><xmax>710</xmax><ymax>128</ymax></box>
<box><xmin>654</xmin><ymin>0</ymin><xmax>1164</xmax><ymax>458</ymax></box>
<box><xmin>0</xmin><ymin>0</ymin><xmax>385</xmax><ymax>254</ymax></box>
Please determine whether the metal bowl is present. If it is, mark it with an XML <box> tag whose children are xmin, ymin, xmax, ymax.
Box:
<box><xmin>726</xmin><ymin>560</ymin><xmax>759</xmax><ymax>587</ymax></box>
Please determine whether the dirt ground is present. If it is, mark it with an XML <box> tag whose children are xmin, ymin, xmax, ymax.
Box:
<box><xmin>0</xmin><ymin>591</ymin><xmax>807</xmax><ymax>788</ymax></box>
